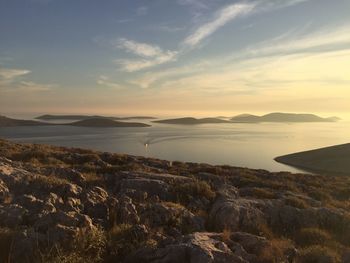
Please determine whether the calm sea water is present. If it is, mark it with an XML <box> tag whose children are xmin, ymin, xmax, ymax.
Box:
<box><xmin>1</xmin><ymin>121</ymin><xmax>349</xmax><ymax>173</ymax></box>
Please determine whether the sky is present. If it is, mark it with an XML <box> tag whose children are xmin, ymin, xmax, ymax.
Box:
<box><xmin>0</xmin><ymin>0</ymin><xmax>350</xmax><ymax>118</ymax></box>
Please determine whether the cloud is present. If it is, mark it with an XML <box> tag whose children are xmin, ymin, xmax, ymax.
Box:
<box><xmin>244</xmin><ymin>24</ymin><xmax>350</xmax><ymax>58</ymax></box>
<box><xmin>183</xmin><ymin>3</ymin><xmax>256</xmax><ymax>47</ymax></box>
<box><xmin>97</xmin><ymin>75</ymin><xmax>122</xmax><ymax>89</ymax></box>
<box><xmin>17</xmin><ymin>81</ymin><xmax>54</xmax><ymax>91</ymax></box>
<box><xmin>112</xmin><ymin>0</ymin><xmax>311</xmax><ymax>73</ymax></box>
<box><xmin>115</xmin><ymin>39</ymin><xmax>178</xmax><ymax>72</ymax></box>
<box><xmin>130</xmin><ymin>23</ymin><xmax>350</xmax><ymax>90</ymax></box>
<box><xmin>0</xmin><ymin>67</ymin><xmax>53</xmax><ymax>92</ymax></box>
<box><xmin>116</xmin><ymin>51</ymin><xmax>178</xmax><ymax>72</ymax></box>
<box><xmin>117</xmin><ymin>38</ymin><xmax>164</xmax><ymax>58</ymax></box>
<box><xmin>0</xmin><ymin>68</ymin><xmax>31</xmax><ymax>81</ymax></box>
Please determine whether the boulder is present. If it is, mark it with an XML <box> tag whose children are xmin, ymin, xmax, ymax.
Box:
<box><xmin>209</xmin><ymin>198</ymin><xmax>266</xmax><ymax>232</ymax></box>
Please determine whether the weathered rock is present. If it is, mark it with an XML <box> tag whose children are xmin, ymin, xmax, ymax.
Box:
<box><xmin>117</xmin><ymin>195</ymin><xmax>140</xmax><ymax>224</ymax></box>
<box><xmin>140</xmin><ymin>202</ymin><xmax>205</xmax><ymax>232</ymax></box>
<box><xmin>119</xmin><ymin>178</ymin><xmax>171</xmax><ymax>200</ymax></box>
<box><xmin>34</xmin><ymin>210</ymin><xmax>94</xmax><ymax>233</ymax></box>
<box><xmin>83</xmin><ymin>186</ymin><xmax>109</xmax><ymax>220</ymax></box>
<box><xmin>209</xmin><ymin>197</ymin><xmax>266</xmax><ymax>233</ymax></box>
<box><xmin>126</xmin><ymin>232</ymin><xmax>247</xmax><ymax>263</ymax></box>
<box><xmin>60</xmin><ymin>183</ymin><xmax>82</xmax><ymax>198</ymax></box>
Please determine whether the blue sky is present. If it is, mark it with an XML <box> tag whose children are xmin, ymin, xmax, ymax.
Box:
<box><xmin>1</xmin><ymin>0</ymin><xmax>350</xmax><ymax>117</ymax></box>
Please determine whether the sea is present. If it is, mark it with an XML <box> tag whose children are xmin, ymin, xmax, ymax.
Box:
<box><xmin>1</xmin><ymin>119</ymin><xmax>349</xmax><ymax>173</ymax></box>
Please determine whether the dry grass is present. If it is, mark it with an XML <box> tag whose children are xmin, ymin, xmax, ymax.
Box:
<box><xmin>38</xmin><ymin>227</ymin><xmax>106</xmax><ymax>263</ymax></box>
<box><xmin>284</xmin><ymin>196</ymin><xmax>309</xmax><ymax>209</ymax></box>
<box><xmin>172</xmin><ymin>179</ymin><xmax>216</xmax><ymax>204</ymax></box>
<box><xmin>295</xmin><ymin>228</ymin><xmax>332</xmax><ymax>248</ymax></box>
<box><xmin>0</xmin><ymin>227</ymin><xmax>15</xmax><ymax>263</ymax></box>
<box><xmin>297</xmin><ymin>245</ymin><xmax>341</xmax><ymax>263</ymax></box>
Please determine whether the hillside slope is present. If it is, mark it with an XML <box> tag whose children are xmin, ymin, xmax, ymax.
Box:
<box><xmin>0</xmin><ymin>139</ymin><xmax>349</xmax><ymax>262</ymax></box>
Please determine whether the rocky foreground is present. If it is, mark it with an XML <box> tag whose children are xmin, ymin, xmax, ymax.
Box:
<box><xmin>0</xmin><ymin>139</ymin><xmax>350</xmax><ymax>263</ymax></box>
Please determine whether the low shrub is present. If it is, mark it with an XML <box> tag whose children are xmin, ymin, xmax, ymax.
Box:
<box><xmin>172</xmin><ymin>179</ymin><xmax>216</xmax><ymax>204</ymax></box>
<box><xmin>106</xmin><ymin>224</ymin><xmax>147</xmax><ymax>261</ymax></box>
<box><xmin>240</xmin><ymin>187</ymin><xmax>277</xmax><ymax>199</ymax></box>
<box><xmin>297</xmin><ymin>245</ymin><xmax>340</xmax><ymax>263</ymax></box>
<box><xmin>285</xmin><ymin>196</ymin><xmax>309</xmax><ymax>209</ymax></box>
<box><xmin>39</xmin><ymin>227</ymin><xmax>106</xmax><ymax>263</ymax></box>
<box><xmin>295</xmin><ymin>228</ymin><xmax>332</xmax><ymax>247</ymax></box>
<box><xmin>0</xmin><ymin>227</ymin><xmax>16</xmax><ymax>263</ymax></box>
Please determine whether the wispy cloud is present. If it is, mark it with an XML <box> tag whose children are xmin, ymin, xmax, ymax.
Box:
<box><xmin>112</xmin><ymin>0</ymin><xmax>311</xmax><ymax>73</ymax></box>
<box><xmin>117</xmin><ymin>38</ymin><xmax>164</xmax><ymax>58</ymax></box>
<box><xmin>115</xmin><ymin>39</ymin><xmax>178</xmax><ymax>72</ymax></box>
<box><xmin>0</xmin><ymin>67</ymin><xmax>53</xmax><ymax>92</ymax></box>
<box><xmin>97</xmin><ymin>75</ymin><xmax>122</xmax><ymax>89</ymax></box>
<box><xmin>183</xmin><ymin>3</ymin><xmax>256</xmax><ymax>47</ymax></box>
<box><xmin>244</xmin><ymin>24</ymin><xmax>350</xmax><ymax>58</ymax></box>
<box><xmin>131</xmin><ymin>23</ymin><xmax>350</xmax><ymax>90</ymax></box>
<box><xmin>17</xmin><ymin>81</ymin><xmax>54</xmax><ymax>91</ymax></box>
<box><xmin>116</xmin><ymin>52</ymin><xmax>178</xmax><ymax>72</ymax></box>
<box><xmin>0</xmin><ymin>68</ymin><xmax>31</xmax><ymax>81</ymax></box>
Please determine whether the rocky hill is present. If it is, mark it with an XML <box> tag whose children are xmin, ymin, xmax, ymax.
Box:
<box><xmin>0</xmin><ymin>116</ymin><xmax>52</xmax><ymax>127</ymax></box>
<box><xmin>231</xmin><ymin>113</ymin><xmax>339</xmax><ymax>123</ymax></box>
<box><xmin>0</xmin><ymin>139</ymin><xmax>350</xmax><ymax>262</ymax></box>
<box><xmin>69</xmin><ymin>118</ymin><xmax>150</xmax><ymax>128</ymax></box>
<box><xmin>154</xmin><ymin>117</ymin><xmax>230</xmax><ymax>125</ymax></box>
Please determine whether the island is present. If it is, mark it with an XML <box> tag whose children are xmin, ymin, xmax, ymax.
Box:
<box><xmin>153</xmin><ymin>117</ymin><xmax>230</xmax><ymax>125</ymax></box>
<box><xmin>69</xmin><ymin>118</ymin><xmax>150</xmax><ymax>127</ymax></box>
<box><xmin>231</xmin><ymin>113</ymin><xmax>340</xmax><ymax>123</ymax></box>
<box><xmin>36</xmin><ymin>114</ymin><xmax>156</xmax><ymax>121</ymax></box>
<box><xmin>0</xmin><ymin>115</ymin><xmax>52</xmax><ymax>127</ymax></box>
<box><xmin>0</xmin><ymin>138</ymin><xmax>349</xmax><ymax>262</ymax></box>
<box><xmin>275</xmin><ymin>143</ymin><xmax>350</xmax><ymax>176</ymax></box>
<box><xmin>0</xmin><ymin>116</ymin><xmax>150</xmax><ymax>128</ymax></box>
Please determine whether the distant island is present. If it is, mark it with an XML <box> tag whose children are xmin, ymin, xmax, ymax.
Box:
<box><xmin>153</xmin><ymin>117</ymin><xmax>230</xmax><ymax>125</ymax></box>
<box><xmin>0</xmin><ymin>116</ymin><xmax>150</xmax><ymax>128</ymax></box>
<box><xmin>0</xmin><ymin>116</ymin><xmax>52</xmax><ymax>127</ymax></box>
<box><xmin>231</xmin><ymin>113</ymin><xmax>340</xmax><ymax>123</ymax></box>
<box><xmin>69</xmin><ymin>118</ymin><xmax>150</xmax><ymax>127</ymax></box>
<box><xmin>275</xmin><ymin>143</ymin><xmax>350</xmax><ymax>175</ymax></box>
<box><xmin>36</xmin><ymin>114</ymin><xmax>156</xmax><ymax>121</ymax></box>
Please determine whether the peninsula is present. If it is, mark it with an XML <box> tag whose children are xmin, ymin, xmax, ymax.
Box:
<box><xmin>275</xmin><ymin>143</ymin><xmax>350</xmax><ymax>176</ymax></box>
